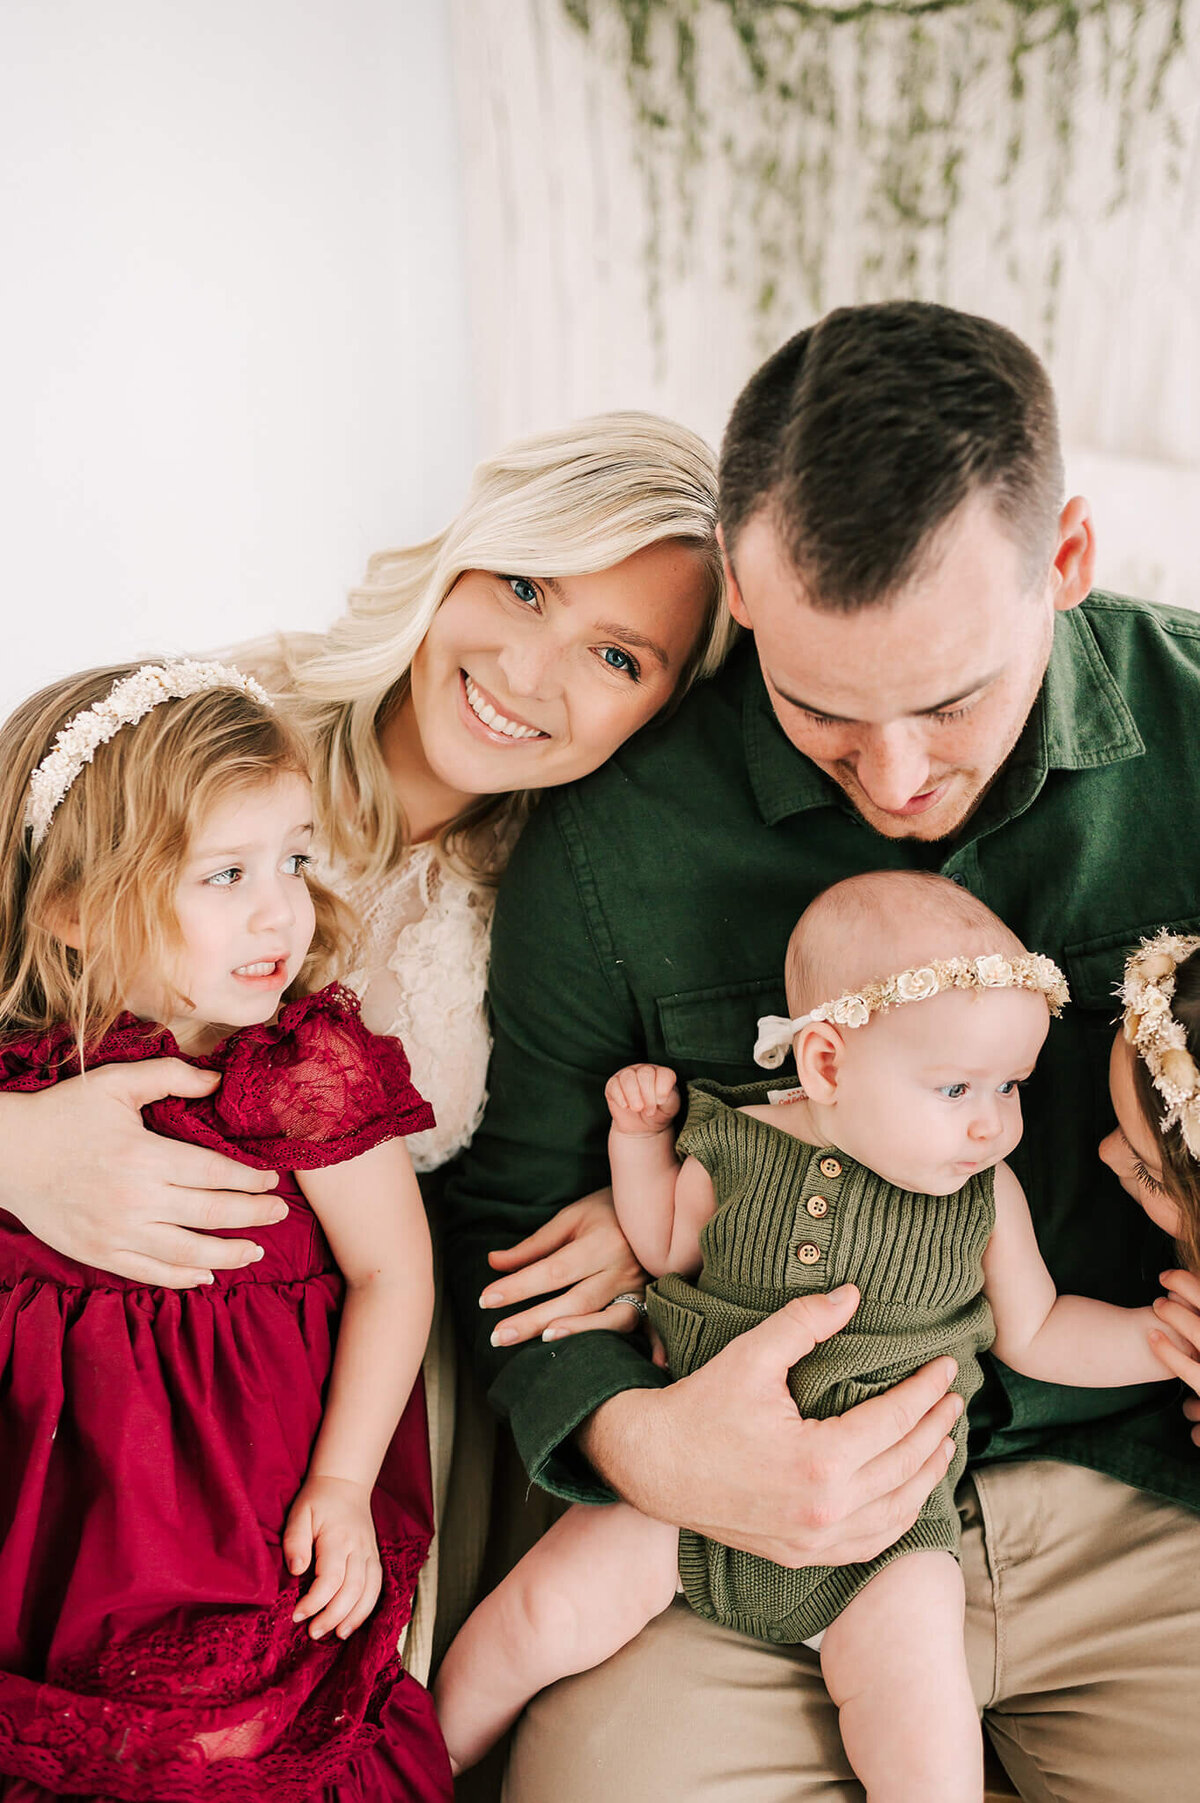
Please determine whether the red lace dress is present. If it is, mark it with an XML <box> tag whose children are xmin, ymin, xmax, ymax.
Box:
<box><xmin>0</xmin><ymin>986</ymin><xmax>453</xmax><ymax>1802</ymax></box>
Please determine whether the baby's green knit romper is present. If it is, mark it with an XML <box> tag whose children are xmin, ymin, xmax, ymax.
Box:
<box><xmin>645</xmin><ymin>1079</ymin><xmax>996</xmax><ymax>1645</ymax></box>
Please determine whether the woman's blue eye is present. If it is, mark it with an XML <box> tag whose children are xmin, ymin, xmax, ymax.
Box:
<box><xmin>205</xmin><ymin>867</ymin><xmax>240</xmax><ymax>887</ymax></box>
<box><xmin>505</xmin><ymin>576</ymin><xmax>539</xmax><ymax>607</ymax></box>
<box><xmin>939</xmin><ymin>1082</ymin><xmax>968</xmax><ymax>1100</ymax></box>
<box><xmin>599</xmin><ymin>646</ymin><xmax>640</xmax><ymax>680</ymax></box>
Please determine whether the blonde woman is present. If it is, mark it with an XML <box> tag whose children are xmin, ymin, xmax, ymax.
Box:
<box><xmin>0</xmin><ymin>412</ymin><xmax>736</xmax><ymax>1680</ymax></box>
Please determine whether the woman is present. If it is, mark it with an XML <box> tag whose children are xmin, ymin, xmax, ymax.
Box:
<box><xmin>0</xmin><ymin>411</ymin><xmax>736</xmax><ymax>1689</ymax></box>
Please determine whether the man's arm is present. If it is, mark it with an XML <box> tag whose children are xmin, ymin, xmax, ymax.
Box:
<box><xmin>441</xmin><ymin>795</ymin><xmax>667</xmax><ymax>1501</ymax></box>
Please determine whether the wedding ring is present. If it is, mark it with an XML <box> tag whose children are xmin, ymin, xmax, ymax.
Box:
<box><xmin>610</xmin><ymin>1292</ymin><xmax>648</xmax><ymax>1317</ymax></box>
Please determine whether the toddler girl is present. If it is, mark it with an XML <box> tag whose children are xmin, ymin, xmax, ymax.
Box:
<box><xmin>0</xmin><ymin>661</ymin><xmax>452</xmax><ymax>1800</ymax></box>
<box><xmin>435</xmin><ymin>870</ymin><xmax>1182</xmax><ymax>1801</ymax></box>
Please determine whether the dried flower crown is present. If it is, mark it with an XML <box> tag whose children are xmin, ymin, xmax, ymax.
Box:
<box><xmin>24</xmin><ymin>660</ymin><xmax>274</xmax><ymax>850</ymax></box>
<box><xmin>754</xmin><ymin>951</ymin><xmax>1070</xmax><ymax>1069</ymax></box>
<box><xmin>1119</xmin><ymin>931</ymin><xmax>1200</xmax><ymax>1161</ymax></box>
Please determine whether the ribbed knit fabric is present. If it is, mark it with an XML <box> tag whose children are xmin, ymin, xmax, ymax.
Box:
<box><xmin>646</xmin><ymin>1079</ymin><xmax>996</xmax><ymax>1644</ymax></box>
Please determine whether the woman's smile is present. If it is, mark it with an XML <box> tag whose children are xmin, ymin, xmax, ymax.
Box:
<box><xmin>460</xmin><ymin>672</ymin><xmax>550</xmax><ymax>743</ymax></box>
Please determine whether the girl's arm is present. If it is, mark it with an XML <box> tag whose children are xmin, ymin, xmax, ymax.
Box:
<box><xmin>605</xmin><ymin>1065</ymin><xmax>717</xmax><ymax>1279</ymax></box>
<box><xmin>983</xmin><ymin>1162</ymin><xmax>1170</xmax><ymax>1386</ymax></box>
<box><xmin>284</xmin><ymin>1136</ymin><xmax>434</xmax><ymax>1639</ymax></box>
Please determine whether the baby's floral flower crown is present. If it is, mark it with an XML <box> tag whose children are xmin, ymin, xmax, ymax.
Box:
<box><xmin>754</xmin><ymin>951</ymin><xmax>1070</xmax><ymax>1070</ymax></box>
<box><xmin>1119</xmin><ymin>931</ymin><xmax>1200</xmax><ymax>1161</ymax></box>
<box><xmin>24</xmin><ymin>660</ymin><xmax>274</xmax><ymax>851</ymax></box>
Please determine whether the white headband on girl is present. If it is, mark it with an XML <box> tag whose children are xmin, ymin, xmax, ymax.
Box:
<box><xmin>24</xmin><ymin>660</ymin><xmax>273</xmax><ymax>850</ymax></box>
<box><xmin>1120</xmin><ymin>931</ymin><xmax>1200</xmax><ymax>1159</ymax></box>
<box><xmin>754</xmin><ymin>950</ymin><xmax>1070</xmax><ymax>1069</ymax></box>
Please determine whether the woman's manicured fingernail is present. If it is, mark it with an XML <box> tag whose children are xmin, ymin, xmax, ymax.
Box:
<box><xmin>542</xmin><ymin>1327</ymin><xmax>566</xmax><ymax>1341</ymax></box>
<box><xmin>490</xmin><ymin>1325</ymin><xmax>516</xmax><ymax>1347</ymax></box>
<box><xmin>480</xmin><ymin>1291</ymin><xmax>502</xmax><ymax>1308</ymax></box>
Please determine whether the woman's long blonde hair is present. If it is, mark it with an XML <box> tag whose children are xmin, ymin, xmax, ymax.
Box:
<box><xmin>244</xmin><ymin>412</ymin><xmax>737</xmax><ymax>885</ymax></box>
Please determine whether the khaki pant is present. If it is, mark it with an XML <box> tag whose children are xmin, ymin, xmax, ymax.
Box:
<box><xmin>503</xmin><ymin>1461</ymin><xmax>1200</xmax><ymax>1802</ymax></box>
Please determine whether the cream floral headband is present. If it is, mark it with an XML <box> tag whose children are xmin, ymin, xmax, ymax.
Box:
<box><xmin>1119</xmin><ymin>931</ymin><xmax>1200</xmax><ymax>1160</ymax></box>
<box><xmin>24</xmin><ymin>661</ymin><xmax>273</xmax><ymax>850</ymax></box>
<box><xmin>754</xmin><ymin>951</ymin><xmax>1070</xmax><ymax>1069</ymax></box>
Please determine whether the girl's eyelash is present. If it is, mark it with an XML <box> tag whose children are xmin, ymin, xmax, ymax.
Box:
<box><xmin>1133</xmin><ymin>1155</ymin><xmax>1166</xmax><ymax>1196</ymax></box>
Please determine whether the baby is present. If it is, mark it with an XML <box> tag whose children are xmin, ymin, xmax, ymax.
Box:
<box><xmin>436</xmin><ymin>872</ymin><xmax>1180</xmax><ymax>1800</ymax></box>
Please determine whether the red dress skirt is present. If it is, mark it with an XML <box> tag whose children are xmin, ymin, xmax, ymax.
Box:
<box><xmin>0</xmin><ymin>988</ymin><xmax>453</xmax><ymax>1802</ymax></box>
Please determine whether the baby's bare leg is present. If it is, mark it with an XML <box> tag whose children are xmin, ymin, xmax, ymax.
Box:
<box><xmin>432</xmin><ymin>1499</ymin><xmax>678</xmax><ymax>1774</ymax></box>
<box><xmin>818</xmin><ymin>1549</ymin><xmax>981</xmax><ymax>1803</ymax></box>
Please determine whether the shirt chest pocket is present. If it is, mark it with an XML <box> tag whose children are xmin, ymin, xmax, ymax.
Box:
<box><xmin>1064</xmin><ymin>915</ymin><xmax>1200</xmax><ymax>1016</ymax></box>
<box><xmin>657</xmin><ymin>976</ymin><xmax>788</xmax><ymax>1078</ymax></box>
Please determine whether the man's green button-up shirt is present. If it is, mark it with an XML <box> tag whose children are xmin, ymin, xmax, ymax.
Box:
<box><xmin>442</xmin><ymin>593</ymin><xmax>1200</xmax><ymax>1511</ymax></box>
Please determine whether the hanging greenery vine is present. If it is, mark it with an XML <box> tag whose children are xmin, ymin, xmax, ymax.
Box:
<box><xmin>558</xmin><ymin>0</ymin><xmax>1191</xmax><ymax>350</ymax></box>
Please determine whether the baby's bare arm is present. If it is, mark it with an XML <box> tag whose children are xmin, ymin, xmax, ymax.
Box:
<box><xmin>605</xmin><ymin>1065</ymin><xmax>715</xmax><ymax>1276</ymax></box>
<box><xmin>984</xmin><ymin>1162</ymin><xmax>1169</xmax><ymax>1386</ymax></box>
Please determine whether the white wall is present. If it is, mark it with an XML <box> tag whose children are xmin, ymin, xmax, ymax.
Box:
<box><xmin>0</xmin><ymin>0</ymin><xmax>476</xmax><ymax>720</ymax></box>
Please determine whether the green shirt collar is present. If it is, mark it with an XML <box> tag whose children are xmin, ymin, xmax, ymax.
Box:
<box><xmin>743</xmin><ymin>598</ymin><xmax>1145</xmax><ymax>828</ymax></box>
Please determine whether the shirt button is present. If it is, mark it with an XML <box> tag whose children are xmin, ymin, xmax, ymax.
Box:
<box><xmin>805</xmin><ymin>1195</ymin><xmax>829</xmax><ymax>1218</ymax></box>
<box><xmin>819</xmin><ymin>1156</ymin><xmax>842</xmax><ymax>1179</ymax></box>
<box><xmin>948</xmin><ymin>872</ymin><xmax>967</xmax><ymax>887</ymax></box>
<box><xmin>796</xmin><ymin>1242</ymin><xmax>821</xmax><ymax>1264</ymax></box>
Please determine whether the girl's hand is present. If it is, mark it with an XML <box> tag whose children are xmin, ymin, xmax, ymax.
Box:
<box><xmin>605</xmin><ymin>1063</ymin><xmax>681</xmax><ymax>1136</ymax></box>
<box><xmin>481</xmin><ymin>1187</ymin><xmax>648</xmax><ymax>1348</ymax></box>
<box><xmin>284</xmin><ymin>1475</ymin><xmax>382</xmax><ymax>1640</ymax></box>
<box><xmin>1150</xmin><ymin>1269</ymin><xmax>1200</xmax><ymax>1440</ymax></box>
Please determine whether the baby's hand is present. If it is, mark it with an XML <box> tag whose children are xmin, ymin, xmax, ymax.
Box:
<box><xmin>605</xmin><ymin>1064</ymin><xmax>681</xmax><ymax>1136</ymax></box>
<box><xmin>284</xmin><ymin>1475</ymin><xmax>382</xmax><ymax>1641</ymax></box>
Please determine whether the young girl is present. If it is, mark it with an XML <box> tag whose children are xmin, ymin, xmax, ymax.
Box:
<box><xmin>434</xmin><ymin>871</ymin><xmax>1186</xmax><ymax>1801</ymax></box>
<box><xmin>0</xmin><ymin>660</ymin><xmax>453</xmax><ymax>1801</ymax></box>
<box><xmin>1105</xmin><ymin>929</ymin><xmax>1200</xmax><ymax>1409</ymax></box>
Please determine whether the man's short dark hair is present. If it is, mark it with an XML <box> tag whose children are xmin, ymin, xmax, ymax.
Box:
<box><xmin>718</xmin><ymin>301</ymin><xmax>1065</xmax><ymax>612</ymax></box>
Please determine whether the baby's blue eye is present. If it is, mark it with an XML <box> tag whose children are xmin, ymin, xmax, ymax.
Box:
<box><xmin>599</xmin><ymin>646</ymin><xmax>640</xmax><ymax>680</ymax></box>
<box><xmin>998</xmin><ymin>1078</ymin><xmax>1021</xmax><ymax>1097</ymax></box>
<box><xmin>938</xmin><ymin>1082</ymin><xmax>968</xmax><ymax>1100</ymax></box>
<box><xmin>283</xmin><ymin>853</ymin><xmax>312</xmax><ymax>876</ymax></box>
<box><xmin>505</xmin><ymin>576</ymin><xmax>539</xmax><ymax>607</ymax></box>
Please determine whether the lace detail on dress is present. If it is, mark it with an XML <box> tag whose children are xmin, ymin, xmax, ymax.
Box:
<box><xmin>0</xmin><ymin>1537</ymin><xmax>428</xmax><ymax>1802</ymax></box>
<box><xmin>0</xmin><ymin>987</ymin><xmax>435</xmax><ymax>1170</ymax></box>
<box><xmin>338</xmin><ymin>842</ymin><xmax>500</xmax><ymax>1174</ymax></box>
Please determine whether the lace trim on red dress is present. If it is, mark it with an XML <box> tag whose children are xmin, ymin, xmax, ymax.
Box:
<box><xmin>0</xmin><ymin>985</ymin><xmax>435</xmax><ymax>1170</ymax></box>
<box><xmin>0</xmin><ymin>1537</ymin><xmax>429</xmax><ymax>1802</ymax></box>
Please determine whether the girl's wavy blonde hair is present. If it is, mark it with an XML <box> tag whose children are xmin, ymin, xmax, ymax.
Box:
<box><xmin>241</xmin><ymin>412</ymin><xmax>737</xmax><ymax>885</ymax></box>
<box><xmin>0</xmin><ymin>664</ymin><xmax>351</xmax><ymax>1057</ymax></box>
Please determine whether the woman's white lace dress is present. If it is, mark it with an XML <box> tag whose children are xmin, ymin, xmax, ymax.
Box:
<box><xmin>341</xmin><ymin>841</ymin><xmax>496</xmax><ymax>1176</ymax></box>
<box><xmin>338</xmin><ymin>841</ymin><xmax>501</xmax><ymax>1683</ymax></box>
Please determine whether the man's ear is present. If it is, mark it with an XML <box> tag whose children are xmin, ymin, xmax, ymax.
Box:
<box><xmin>795</xmin><ymin>1020</ymin><xmax>844</xmax><ymax>1103</ymax></box>
<box><xmin>717</xmin><ymin>524</ymin><xmax>753</xmax><ymax>632</ymax></box>
<box><xmin>1048</xmin><ymin>495</ymin><xmax>1096</xmax><ymax>614</ymax></box>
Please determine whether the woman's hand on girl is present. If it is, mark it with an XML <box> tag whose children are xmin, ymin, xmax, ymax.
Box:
<box><xmin>480</xmin><ymin>1188</ymin><xmax>648</xmax><ymax>1347</ymax></box>
<box><xmin>0</xmin><ymin>1063</ymin><xmax>287</xmax><ymax>1287</ymax></box>
<box><xmin>285</xmin><ymin>1474</ymin><xmax>383</xmax><ymax>1640</ymax></box>
<box><xmin>1150</xmin><ymin>1270</ymin><xmax>1200</xmax><ymax>1439</ymax></box>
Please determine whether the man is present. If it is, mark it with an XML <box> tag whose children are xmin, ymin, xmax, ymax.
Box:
<box><xmin>442</xmin><ymin>301</ymin><xmax>1200</xmax><ymax>1800</ymax></box>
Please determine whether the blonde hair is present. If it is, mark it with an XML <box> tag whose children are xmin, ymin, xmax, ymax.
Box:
<box><xmin>240</xmin><ymin>412</ymin><xmax>737</xmax><ymax>885</ymax></box>
<box><xmin>0</xmin><ymin>663</ymin><xmax>351</xmax><ymax>1057</ymax></box>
